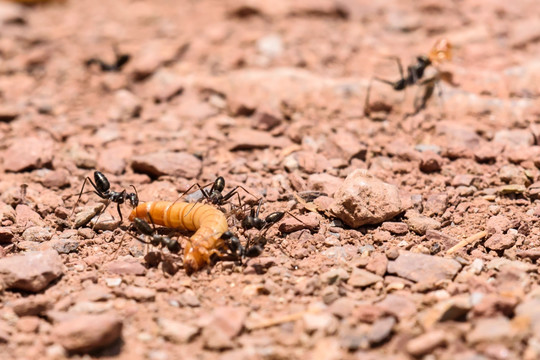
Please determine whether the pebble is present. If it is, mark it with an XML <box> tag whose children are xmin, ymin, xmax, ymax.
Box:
<box><xmin>307</xmin><ymin>173</ymin><xmax>342</xmax><ymax>197</ymax></box>
<box><xmin>485</xmin><ymin>233</ymin><xmax>517</xmax><ymax>251</ymax></box>
<box><xmin>365</xmin><ymin>253</ymin><xmax>388</xmax><ymax>276</ymax></box>
<box><xmin>0</xmin><ymin>227</ymin><xmax>14</xmax><ymax>243</ymax></box>
<box><xmin>474</xmin><ymin>144</ymin><xmax>501</xmax><ymax>163</ymax></box>
<box><xmin>376</xmin><ymin>294</ymin><xmax>417</xmax><ymax>319</ymax></box>
<box><xmin>424</xmin><ymin>193</ymin><xmax>448</xmax><ymax>217</ymax></box>
<box><xmin>22</xmin><ymin>226</ymin><xmax>52</xmax><ymax>242</ymax></box>
<box><xmin>420</xmin><ymin>295</ymin><xmax>472</xmax><ymax>328</ymax></box>
<box><xmin>367</xmin><ymin>316</ymin><xmax>395</xmax><ymax>346</ymax></box>
<box><xmin>425</xmin><ymin>230</ymin><xmax>459</xmax><ymax>251</ymax></box>
<box><xmin>3</xmin><ymin>137</ymin><xmax>54</xmax><ymax>172</ymax></box>
<box><xmin>41</xmin><ymin>169</ymin><xmax>70</xmax><ymax>189</ymax></box>
<box><xmin>52</xmin><ymin>313</ymin><xmax>122</xmax><ymax>353</ymax></box>
<box><xmin>158</xmin><ymin>318</ymin><xmax>199</xmax><ymax>343</ymax></box>
<box><xmin>330</xmin><ymin>170</ymin><xmax>403</xmax><ymax>227</ymax></box>
<box><xmin>16</xmin><ymin>204</ymin><xmax>46</xmax><ymax>228</ymax></box>
<box><xmin>406</xmin><ymin>330</ymin><xmax>447</xmax><ymax>357</ymax></box>
<box><xmin>404</xmin><ymin>210</ymin><xmax>442</xmax><ymax>235</ymax></box>
<box><xmin>320</xmin><ymin>267</ymin><xmax>350</xmax><ymax>285</ymax></box>
<box><xmin>380</xmin><ymin>222</ymin><xmax>408</xmax><ymax>235</ymax></box>
<box><xmin>10</xmin><ymin>295</ymin><xmax>52</xmax><ymax>316</ymax></box>
<box><xmin>493</xmin><ymin>129</ymin><xmax>534</xmax><ymax>148</ymax></box>
<box><xmin>257</xmin><ymin>34</ymin><xmax>284</xmax><ymax>59</ymax></box>
<box><xmin>123</xmin><ymin>286</ymin><xmax>156</xmax><ymax>302</ymax></box>
<box><xmin>178</xmin><ymin>289</ymin><xmax>201</xmax><ymax>307</ymax></box>
<box><xmin>0</xmin><ymin>250</ymin><xmax>63</xmax><ymax>292</ymax></box>
<box><xmin>108</xmin><ymin>89</ymin><xmax>142</xmax><ymax>121</ymax></box>
<box><xmin>353</xmin><ymin>304</ymin><xmax>386</xmax><ymax>324</ymax></box>
<box><xmin>278</xmin><ymin>212</ymin><xmax>319</xmax><ymax>233</ymax></box>
<box><xmin>302</xmin><ymin>312</ymin><xmax>338</xmax><ymax>335</ymax></box>
<box><xmin>328</xmin><ymin>297</ymin><xmax>355</xmax><ymax>318</ymax></box>
<box><xmin>73</xmin><ymin>204</ymin><xmax>105</xmax><ymax>229</ymax></box>
<box><xmin>466</xmin><ymin>316</ymin><xmax>514</xmax><ymax>344</ymax></box>
<box><xmin>452</xmin><ymin>174</ymin><xmax>475</xmax><ymax>187</ymax></box>
<box><xmin>17</xmin><ymin>316</ymin><xmax>40</xmax><ymax>333</ymax></box>
<box><xmin>231</xmin><ymin>128</ymin><xmax>291</xmax><ymax>150</ymax></box>
<box><xmin>202</xmin><ymin>306</ymin><xmax>247</xmax><ymax>350</ymax></box>
<box><xmin>387</xmin><ymin>251</ymin><xmax>461</xmax><ymax>283</ymax></box>
<box><xmin>348</xmin><ymin>268</ymin><xmax>383</xmax><ymax>288</ymax></box>
<box><xmin>419</xmin><ymin>151</ymin><xmax>443</xmax><ymax>173</ymax></box>
<box><xmin>131</xmin><ymin>152</ymin><xmax>202</xmax><ymax>179</ymax></box>
<box><xmin>486</xmin><ymin>215</ymin><xmax>512</xmax><ymax>235</ymax></box>
<box><xmin>103</xmin><ymin>257</ymin><xmax>146</xmax><ymax>276</ymax></box>
<box><xmin>49</xmin><ymin>238</ymin><xmax>79</xmax><ymax>254</ymax></box>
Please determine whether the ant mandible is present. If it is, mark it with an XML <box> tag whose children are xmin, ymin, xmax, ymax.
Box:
<box><xmin>364</xmin><ymin>38</ymin><xmax>453</xmax><ymax>117</ymax></box>
<box><xmin>71</xmin><ymin>171</ymin><xmax>139</xmax><ymax>223</ymax></box>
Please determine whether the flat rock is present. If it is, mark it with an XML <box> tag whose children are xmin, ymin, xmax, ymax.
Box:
<box><xmin>10</xmin><ymin>295</ymin><xmax>52</xmax><ymax>316</ymax></box>
<box><xmin>485</xmin><ymin>233</ymin><xmax>516</xmax><ymax>251</ymax></box>
<box><xmin>367</xmin><ymin>316</ymin><xmax>395</xmax><ymax>345</ymax></box>
<box><xmin>103</xmin><ymin>257</ymin><xmax>146</xmax><ymax>276</ymax></box>
<box><xmin>425</xmin><ymin>230</ymin><xmax>459</xmax><ymax>251</ymax></box>
<box><xmin>387</xmin><ymin>251</ymin><xmax>461</xmax><ymax>283</ymax></box>
<box><xmin>123</xmin><ymin>285</ymin><xmax>156</xmax><ymax>302</ymax></box>
<box><xmin>466</xmin><ymin>316</ymin><xmax>514</xmax><ymax>344</ymax></box>
<box><xmin>380</xmin><ymin>222</ymin><xmax>408</xmax><ymax>235</ymax></box>
<box><xmin>330</xmin><ymin>170</ymin><xmax>403</xmax><ymax>227</ymax></box>
<box><xmin>131</xmin><ymin>152</ymin><xmax>202</xmax><ymax>179</ymax></box>
<box><xmin>16</xmin><ymin>204</ymin><xmax>46</xmax><ymax>228</ymax></box>
<box><xmin>376</xmin><ymin>294</ymin><xmax>416</xmax><ymax>319</ymax></box>
<box><xmin>202</xmin><ymin>306</ymin><xmax>247</xmax><ymax>350</ymax></box>
<box><xmin>3</xmin><ymin>137</ymin><xmax>54</xmax><ymax>172</ymax></box>
<box><xmin>348</xmin><ymin>268</ymin><xmax>383</xmax><ymax>288</ymax></box>
<box><xmin>493</xmin><ymin>129</ymin><xmax>534</xmax><ymax>148</ymax></box>
<box><xmin>52</xmin><ymin>313</ymin><xmax>122</xmax><ymax>353</ymax></box>
<box><xmin>307</xmin><ymin>173</ymin><xmax>342</xmax><ymax>197</ymax></box>
<box><xmin>419</xmin><ymin>295</ymin><xmax>472</xmax><ymax>328</ymax></box>
<box><xmin>108</xmin><ymin>89</ymin><xmax>142</xmax><ymax>121</ymax></box>
<box><xmin>406</xmin><ymin>330</ymin><xmax>447</xmax><ymax>357</ymax></box>
<box><xmin>278</xmin><ymin>212</ymin><xmax>320</xmax><ymax>233</ymax></box>
<box><xmin>0</xmin><ymin>250</ymin><xmax>63</xmax><ymax>292</ymax></box>
<box><xmin>158</xmin><ymin>318</ymin><xmax>199</xmax><ymax>343</ymax></box>
<box><xmin>228</xmin><ymin>128</ymin><xmax>290</xmax><ymax>150</ymax></box>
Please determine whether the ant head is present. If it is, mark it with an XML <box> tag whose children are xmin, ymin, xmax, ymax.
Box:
<box><xmin>94</xmin><ymin>171</ymin><xmax>111</xmax><ymax>192</ymax></box>
<box><xmin>128</xmin><ymin>185</ymin><xmax>139</xmax><ymax>207</ymax></box>
<box><xmin>417</xmin><ymin>55</ymin><xmax>431</xmax><ymax>66</ymax></box>
<box><xmin>221</xmin><ymin>231</ymin><xmax>235</xmax><ymax>240</ymax></box>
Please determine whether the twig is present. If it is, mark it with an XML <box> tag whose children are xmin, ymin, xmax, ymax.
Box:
<box><xmin>446</xmin><ymin>230</ymin><xmax>488</xmax><ymax>255</ymax></box>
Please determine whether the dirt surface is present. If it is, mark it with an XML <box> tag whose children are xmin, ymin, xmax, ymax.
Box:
<box><xmin>1</xmin><ymin>0</ymin><xmax>540</xmax><ymax>359</ymax></box>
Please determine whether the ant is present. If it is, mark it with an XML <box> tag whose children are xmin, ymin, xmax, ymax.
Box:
<box><xmin>129</xmin><ymin>216</ymin><xmax>182</xmax><ymax>274</ymax></box>
<box><xmin>364</xmin><ymin>38</ymin><xmax>453</xmax><ymax>117</ymax></box>
<box><xmin>71</xmin><ymin>171</ymin><xmax>139</xmax><ymax>223</ymax></box>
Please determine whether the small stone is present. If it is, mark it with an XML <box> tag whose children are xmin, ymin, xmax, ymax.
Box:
<box><xmin>123</xmin><ymin>286</ymin><xmax>156</xmax><ymax>302</ymax></box>
<box><xmin>77</xmin><ymin>228</ymin><xmax>95</xmax><ymax>239</ymax></box>
<box><xmin>41</xmin><ymin>169</ymin><xmax>70</xmax><ymax>189</ymax></box>
<box><xmin>17</xmin><ymin>316</ymin><xmax>40</xmax><ymax>333</ymax></box>
<box><xmin>353</xmin><ymin>304</ymin><xmax>387</xmax><ymax>324</ymax></box>
<box><xmin>252</xmin><ymin>107</ymin><xmax>282</xmax><ymax>131</ymax></box>
<box><xmin>425</xmin><ymin>230</ymin><xmax>459</xmax><ymax>251</ymax></box>
<box><xmin>420</xmin><ymin>295</ymin><xmax>472</xmax><ymax>328</ymax></box>
<box><xmin>307</xmin><ymin>173</ymin><xmax>342</xmax><ymax>197</ymax></box>
<box><xmin>3</xmin><ymin>137</ymin><xmax>54</xmax><ymax>172</ymax></box>
<box><xmin>451</xmin><ymin>174</ymin><xmax>475</xmax><ymax>187</ymax></box>
<box><xmin>348</xmin><ymin>268</ymin><xmax>383</xmax><ymax>288</ymax></box>
<box><xmin>22</xmin><ymin>226</ymin><xmax>52</xmax><ymax>242</ymax></box>
<box><xmin>424</xmin><ymin>193</ymin><xmax>448</xmax><ymax>217</ymax></box>
<box><xmin>499</xmin><ymin>164</ymin><xmax>526</xmax><ymax>184</ymax></box>
<box><xmin>131</xmin><ymin>152</ymin><xmax>202</xmax><ymax>179</ymax></box>
<box><xmin>278</xmin><ymin>213</ymin><xmax>319</xmax><ymax>233</ymax></box>
<box><xmin>49</xmin><ymin>238</ymin><xmax>79</xmax><ymax>254</ymax></box>
<box><xmin>158</xmin><ymin>318</ymin><xmax>199</xmax><ymax>344</ymax></box>
<box><xmin>365</xmin><ymin>253</ymin><xmax>388</xmax><ymax>276</ymax></box>
<box><xmin>466</xmin><ymin>317</ymin><xmax>514</xmax><ymax>344</ymax></box>
<box><xmin>404</xmin><ymin>210</ymin><xmax>441</xmax><ymax>235</ymax></box>
<box><xmin>380</xmin><ymin>222</ymin><xmax>408</xmax><ymax>235</ymax></box>
<box><xmin>485</xmin><ymin>233</ymin><xmax>517</xmax><ymax>251</ymax></box>
<box><xmin>387</xmin><ymin>251</ymin><xmax>461</xmax><ymax>283</ymax></box>
<box><xmin>257</xmin><ymin>34</ymin><xmax>283</xmax><ymax>59</ymax></box>
<box><xmin>108</xmin><ymin>90</ymin><xmax>142</xmax><ymax>121</ymax></box>
<box><xmin>419</xmin><ymin>151</ymin><xmax>443</xmax><ymax>173</ymax></box>
<box><xmin>178</xmin><ymin>289</ymin><xmax>201</xmax><ymax>307</ymax></box>
<box><xmin>321</xmin><ymin>268</ymin><xmax>350</xmax><ymax>285</ymax></box>
<box><xmin>0</xmin><ymin>227</ymin><xmax>14</xmax><ymax>244</ymax></box>
<box><xmin>328</xmin><ymin>297</ymin><xmax>355</xmax><ymax>318</ymax></box>
<box><xmin>486</xmin><ymin>215</ymin><xmax>512</xmax><ymax>235</ymax></box>
<box><xmin>330</xmin><ymin>170</ymin><xmax>403</xmax><ymax>228</ymax></box>
<box><xmin>73</xmin><ymin>204</ymin><xmax>105</xmax><ymax>229</ymax></box>
<box><xmin>376</xmin><ymin>294</ymin><xmax>417</xmax><ymax>319</ymax></box>
<box><xmin>493</xmin><ymin>129</ymin><xmax>534</xmax><ymax>148</ymax></box>
<box><xmin>0</xmin><ymin>250</ymin><xmax>63</xmax><ymax>292</ymax></box>
<box><xmin>103</xmin><ymin>257</ymin><xmax>146</xmax><ymax>276</ymax></box>
<box><xmin>367</xmin><ymin>316</ymin><xmax>395</xmax><ymax>346</ymax></box>
<box><xmin>303</xmin><ymin>312</ymin><xmax>338</xmax><ymax>336</ymax></box>
<box><xmin>228</xmin><ymin>128</ymin><xmax>290</xmax><ymax>150</ymax></box>
<box><xmin>16</xmin><ymin>204</ymin><xmax>45</xmax><ymax>228</ymax></box>
<box><xmin>474</xmin><ymin>145</ymin><xmax>501</xmax><ymax>163</ymax></box>
<box><xmin>105</xmin><ymin>278</ymin><xmax>122</xmax><ymax>287</ymax></box>
<box><xmin>406</xmin><ymin>330</ymin><xmax>447</xmax><ymax>357</ymax></box>
<box><xmin>52</xmin><ymin>313</ymin><xmax>122</xmax><ymax>353</ymax></box>
<box><xmin>10</xmin><ymin>295</ymin><xmax>51</xmax><ymax>316</ymax></box>
<box><xmin>202</xmin><ymin>307</ymin><xmax>247</xmax><ymax>350</ymax></box>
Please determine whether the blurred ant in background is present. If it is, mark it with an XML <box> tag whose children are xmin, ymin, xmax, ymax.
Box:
<box><xmin>85</xmin><ymin>46</ymin><xmax>130</xmax><ymax>72</ymax></box>
<box><xmin>364</xmin><ymin>38</ymin><xmax>454</xmax><ymax>118</ymax></box>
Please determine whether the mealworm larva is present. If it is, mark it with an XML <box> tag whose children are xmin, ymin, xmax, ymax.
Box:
<box><xmin>129</xmin><ymin>201</ymin><xmax>228</xmax><ymax>274</ymax></box>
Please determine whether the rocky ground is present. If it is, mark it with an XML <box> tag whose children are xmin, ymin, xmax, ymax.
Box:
<box><xmin>0</xmin><ymin>0</ymin><xmax>540</xmax><ymax>359</ymax></box>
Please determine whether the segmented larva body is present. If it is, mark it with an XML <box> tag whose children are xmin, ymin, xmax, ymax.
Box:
<box><xmin>129</xmin><ymin>201</ymin><xmax>228</xmax><ymax>274</ymax></box>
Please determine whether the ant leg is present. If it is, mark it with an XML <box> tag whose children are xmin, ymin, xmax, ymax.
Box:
<box><xmin>222</xmin><ymin>185</ymin><xmax>258</xmax><ymax>204</ymax></box>
<box><xmin>413</xmin><ymin>77</ymin><xmax>436</xmax><ymax>114</ymax></box>
<box><xmin>182</xmin><ymin>182</ymin><xmax>213</xmax><ymax>218</ymax></box>
<box><xmin>70</xmin><ymin>177</ymin><xmax>99</xmax><ymax>219</ymax></box>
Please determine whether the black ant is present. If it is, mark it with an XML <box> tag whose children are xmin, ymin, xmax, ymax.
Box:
<box><xmin>129</xmin><ymin>216</ymin><xmax>181</xmax><ymax>275</ymax></box>
<box><xmin>71</xmin><ymin>171</ymin><xmax>139</xmax><ymax>223</ymax></box>
<box><xmin>198</xmin><ymin>176</ymin><xmax>256</xmax><ymax>207</ymax></box>
<box><xmin>364</xmin><ymin>38</ymin><xmax>453</xmax><ymax>117</ymax></box>
<box><xmin>220</xmin><ymin>230</ymin><xmax>264</xmax><ymax>260</ymax></box>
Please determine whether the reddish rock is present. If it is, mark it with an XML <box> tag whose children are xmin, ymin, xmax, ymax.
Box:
<box><xmin>252</xmin><ymin>107</ymin><xmax>282</xmax><ymax>131</ymax></box>
<box><xmin>52</xmin><ymin>313</ymin><xmax>122</xmax><ymax>353</ymax></box>
<box><xmin>348</xmin><ymin>268</ymin><xmax>383</xmax><ymax>288</ymax></box>
<box><xmin>353</xmin><ymin>304</ymin><xmax>387</xmax><ymax>324</ymax></box>
<box><xmin>419</xmin><ymin>151</ymin><xmax>443</xmax><ymax>173</ymax></box>
<box><xmin>0</xmin><ymin>227</ymin><xmax>14</xmax><ymax>244</ymax></box>
<box><xmin>3</xmin><ymin>137</ymin><xmax>54</xmax><ymax>172</ymax></box>
<box><xmin>425</xmin><ymin>230</ymin><xmax>459</xmax><ymax>251</ymax></box>
<box><xmin>103</xmin><ymin>257</ymin><xmax>146</xmax><ymax>276</ymax></box>
<box><xmin>0</xmin><ymin>250</ymin><xmax>63</xmax><ymax>292</ymax></box>
<box><xmin>16</xmin><ymin>204</ymin><xmax>45</xmax><ymax>228</ymax></box>
<box><xmin>41</xmin><ymin>169</ymin><xmax>70</xmax><ymax>189</ymax></box>
<box><xmin>228</xmin><ymin>128</ymin><xmax>290</xmax><ymax>150</ymax></box>
<box><xmin>485</xmin><ymin>233</ymin><xmax>517</xmax><ymax>251</ymax></box>
<box><xmin>202</xmin><ymin>307</ymin><xmax>248</xmax><ymax>350</ymax></box>
<box><xmin>486</xmin><ymin>215</ymin><xmax>512</xmax><ymax>235</ymax></box>
<box><xmin>278</xmin><ymin>212</ymin><xmax>319</xmax><ymax>233</ymax></box>
<box><xmin>404</xmin><ymin>210</ymin><xmax>441</xmax><ymax>235</ymax></box>
<box><xmin>424</xmin><ymin>193</ymin><xmax>448</xmax><ymax>217</ymax></box>
<box><xmin>367</xmin><ymin>316</ymin><xmax>395</xmax><ymax>345</ymax></box>
<box><xmin>366</xmin><ymin>253</ymin><xmax>388</xmax><ymax>276</ymax></box>
<box><xmin>131</xmin><ymin>152</ymin><xmax>202</xmax><ymax>179</ymax></box>
<box><xmin>380</xmin><ymin>222</ymin><xmax>408</xmax><ymax>235</ymax></box>
<box><xmin>493</xmin><ymin>129</ymin><xmax>534</xmax><ymax>148</ymax></box>
<box><xmin>330</xmin><ymin>170</ymin><xmax>403</xmax><ymax>228</ymax></box>
<box><xmin>387</xmin><ymin>251</ymin><xmax>461</xmax><ymax>283</ymax></box>
<box><xmin>406</xmin><ymin>330</ymin><xmax>447</xmax><ymax>357</ymax></box>
<box><xmin>122</xmin><ymin>285</ymin><xmax>156</xmax><ymax>302</ymax></box>
<box><xmin>158</xmin><ymin>318</ymin><xmax>199</xmax><ymax>344</ymax></box>
<box><xmin>307</xmin><ymin>173</ymin><xmax>342</xmax><ymax>197</ymax></box>
<box><xmin>376</xmin><ymin>294</ymin><xmax>417</xmax><ymax>319</ymax></box>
